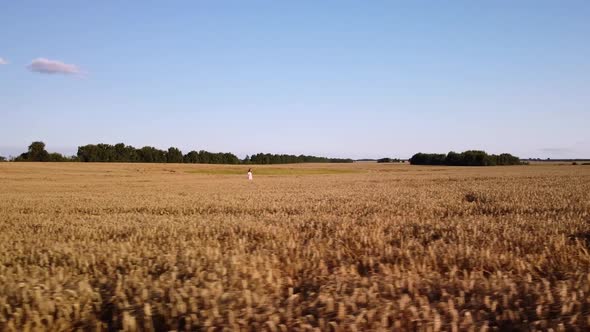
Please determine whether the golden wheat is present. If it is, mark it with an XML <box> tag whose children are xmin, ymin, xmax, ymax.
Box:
<box><xmin>0</xmin><ymin>162</ymin><xmax>589</xmax><ymax>331</ymax></box>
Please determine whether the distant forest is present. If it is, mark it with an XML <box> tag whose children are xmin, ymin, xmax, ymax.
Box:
<box><xmin>409</xmin><ymin>151</ymin><xmax>522</xmax><ymax>166</ymax></box>
<box><xmin>6</xmin><ymin>142</ymin><xmax>354</xmax><ymax>164</ymax></box>
<box><xmin>1</xmin><ymin>142</ymin><xmax>534</xmax><ymax>167</ymax></box>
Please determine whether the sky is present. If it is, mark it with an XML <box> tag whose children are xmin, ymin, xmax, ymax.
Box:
<box><xmin>1</xmin><ymin>1</ymin><xmax>589</xmax><ymax>159</ymax></box>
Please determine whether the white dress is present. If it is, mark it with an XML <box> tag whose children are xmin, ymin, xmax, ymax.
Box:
<box><xmin>247</xmin><ymin>171</ymin><xmax>253</xmax><ymax>180</ymax></box>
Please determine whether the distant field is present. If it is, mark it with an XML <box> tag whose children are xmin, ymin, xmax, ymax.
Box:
<box><xmin>1</xmin><ymin>162</ymin><xmax>589</xmax><ymax>331</ymax></box>
<box><xmin>525</xmin><ymin>160</ymin><xmax>590</xmax><ymax>165</ymax></box>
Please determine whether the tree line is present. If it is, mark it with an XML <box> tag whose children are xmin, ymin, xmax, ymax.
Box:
<box><xmin>376</xmin><ymin>158</ymin><xmax>404</xmax><ymax>163</ymax></box>
<box><xmin>409</xmin><ymin>150</ymin><xmax>522</xmax><ymax>166</ymax></box>
<box><xmin>246</xmin><ymin>153</ymin><xmax>353</xmax><ymax>164</ymax></box>
<box><xmin>4</xmin><ymin>142</ymin><xmax>522</xmax><ymax>166</ymax></box>
<box><xmin>7</xmin><ymin>141</ymin><xmax>353</xmax><ymax>164</ymax></box>
<box><xmin>12</xmin><ymin>142</ymin><xmax>77</xmax><ymax>162</ymax></box>
<box><xmin>76</xmin><ymin>144</ymin><xmax>242</xmax><ymax>164</ymax></box>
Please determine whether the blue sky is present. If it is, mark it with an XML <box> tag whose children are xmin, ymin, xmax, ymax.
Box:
<box><xmin>1</xmin><ymin>1</ymin><xmax>589</xmax><ymax>159</ymax></box>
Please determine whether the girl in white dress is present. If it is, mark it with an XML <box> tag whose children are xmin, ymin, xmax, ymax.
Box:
<box><xmin>247</xmin><ymin>169</ymin><xmax>253</xmax><ymax>181</ymax></box>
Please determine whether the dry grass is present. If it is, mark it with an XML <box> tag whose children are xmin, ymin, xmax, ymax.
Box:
<box><xmin>1</xmin><ymin>162</ymin><xmax>589</xmax><ymax>331</ymax></box>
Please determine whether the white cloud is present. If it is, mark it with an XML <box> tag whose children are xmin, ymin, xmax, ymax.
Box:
<box><xmin>28</xmin><ymin>58</ymin><xmax>82</xmax><ymax>75</ymax></box>
<box><xmin>0</xmin><ymin>57</ymin><xmax>8</xmax><ymax>65</ymax></box>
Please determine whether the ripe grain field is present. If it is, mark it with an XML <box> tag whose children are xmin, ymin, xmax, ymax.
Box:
<box><xmin>1</xmin><ymin>162</ymin><xmax>589</xmax><ymax>331</ymax></box>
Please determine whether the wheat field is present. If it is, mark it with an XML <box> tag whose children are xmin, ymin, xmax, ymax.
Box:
<box><xmin>1</xmin><ymin>162</ymin><xmax>589</xmax><ymax>331</ymax></box>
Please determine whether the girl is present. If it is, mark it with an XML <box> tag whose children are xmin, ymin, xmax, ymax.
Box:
<box><xmin>247</xmin><ymin>168</ymin><xmax>253</xmax><ymax>181</ymax></box>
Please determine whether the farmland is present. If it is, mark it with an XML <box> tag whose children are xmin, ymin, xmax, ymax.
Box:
<box><xmin>1</xmin><ymin>162</ymin><xmax>589</xmax><ymax>331</ymax></box>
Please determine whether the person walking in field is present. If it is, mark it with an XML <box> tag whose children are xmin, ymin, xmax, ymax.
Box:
<box><xmin>247</xmin><ymin>168</ymin><xmax>253</xmax><ymax>181</ymax></box>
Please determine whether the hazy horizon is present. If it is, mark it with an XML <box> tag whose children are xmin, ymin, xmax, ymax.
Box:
<box><xmin>2</xmin><ymin>1</ymin><xmax>589</xmax><ymax>160</ymax></box>
<box><xmin>1</xmin><ymin>141</ymin><xmax>588</xmax><ymax>161</ymax></box>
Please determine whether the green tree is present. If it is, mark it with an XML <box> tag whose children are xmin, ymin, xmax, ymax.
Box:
<box><xmin>166</xmin><ymin>147</ymin><xmax>184</xmax><ymax>163</ymax></box>
<box><xmin>410</xmin><ymin>153</ymin><xmax>446</xmax><ymax>165</ymax></box>
<box><xmin>445</xmin><ymin>151</ymin><xmax>461</xmax><ymax>166</ymax></box>
<box><xmin>137</xmin><ymin>146</ymin><xmax>166</xmax><ymax>163</ymax></box>
<box><xmin>114</xmin><ymin>143</ymin><xmax>131</xmax><ymax>162</ymax></box>
<box><xmin>48</xmin><ymin>152</ymin><xmax>66</xmax><ymax>162</ymax></box>
<box><xmin>460</xmin><ymin>150</ymin><xmax>493</xmax><ymax>166</ymax></box>
<box><xmin>183</xmin><ymin>151</ymin><xmax>200</xmax><ymax>163</ymax></box>
<box><xmin>27</xmin><ymin>141</ymin><xmax>50</xmax><ymax>161</ymax></box>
